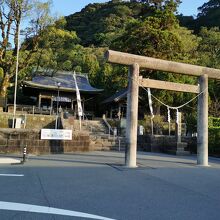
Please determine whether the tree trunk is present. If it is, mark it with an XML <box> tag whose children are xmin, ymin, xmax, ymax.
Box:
<box><xmin>0</xmin><ymin>74</ymin><xmax>10</xmax><ymax>97</ymax></box>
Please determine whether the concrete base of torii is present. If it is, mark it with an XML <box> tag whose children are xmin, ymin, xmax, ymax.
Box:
<box><xmin>176</xmin><ymin>142</ymin><xmax>190</xmax><ymax>156</ymax></box>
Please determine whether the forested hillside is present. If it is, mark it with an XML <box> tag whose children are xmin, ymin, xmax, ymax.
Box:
<box><xmin>65</xmin><ymin>1</ymin><xmax>155</xmax><ymax>47</ymax></box>
<box><xmin>1</xmin><ymin>0</ymin><xmax>220</xmax><ymax>119</ymax></box>
<box><xmin>64</xmin><ymin>0</ymin><xmax>220</xmax><ymax>118</ymax></box>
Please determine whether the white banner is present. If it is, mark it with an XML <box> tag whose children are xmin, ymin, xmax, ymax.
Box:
<box><xmin>41</xmin><ymin>129</ymin><xmax>72</xmax><ymax>140</ymax></box>
<box><xmin>167</xmin><ymin>107</ymin><xmax>171</xmax><ymax>123</ymax></box>
<box><xmin>176</xmin><ymin>109</ymin><xmax>179</xmax><ymax>124</ymax></box>
<box><xmin>147</xmin><ymin>88</ymin><xmax>154</xmax><ymax>118</ymax></box>
<box><xmin>73</xmin><ymin>72</ymin><xmax>83</xmax><ymax>117</ymax></box>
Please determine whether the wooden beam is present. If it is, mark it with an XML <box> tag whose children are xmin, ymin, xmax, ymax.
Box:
<box><xmin>105</xmin><ymin>50</ymin><xmax>220</xmax><ymax>80</ymax></box>
<box><xmin>140</xmin><ymin>78</ymin><xmax>199</xmax><ymax>94</ymax></box>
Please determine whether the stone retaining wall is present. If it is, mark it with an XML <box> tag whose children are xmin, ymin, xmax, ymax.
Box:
<box><xmin>0</xmin><ymin>129</ymin><xmax>91</xmax><ymax>155</ymax></box>
<box><xmin>0</xmin><ymin>113</ymin><xmax>56</xmax><ymax>129</ymax></box>
<box><xmin>138</xmin><ymin>135</ymin><xmax>196</xmax><ymax>153</ymax></box>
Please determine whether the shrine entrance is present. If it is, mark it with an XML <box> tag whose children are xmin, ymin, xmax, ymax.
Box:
<box><xmin>105</xmin><ymin>50</ymin><xmax>220</xmax><ymax>167</ymax></box>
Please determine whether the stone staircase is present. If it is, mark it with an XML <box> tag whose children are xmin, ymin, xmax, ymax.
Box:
<box><xmin>82</xmin><ymin>119</ymin><xmax>126</xmax><ymax>151</ymax></box>
<box><xmin>62</xmin><ymin>119</ymin><xmax>126</xmax><ymax>151</ymax></box>
<box><xmin>61</xmin><ymin>117</ymin><xmax>126</xmax><ymax>151</ymax></box>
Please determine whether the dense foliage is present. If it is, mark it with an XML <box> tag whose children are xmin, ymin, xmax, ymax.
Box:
<box><xmin>65</xmin><ymin>1</ymin><xmax>155</xmax><ymax>47</ymax></box>
<box><xmin>1</xmin><ymin>0</ymin><xmax>220</xmax><ymax>125</ymax></box>
<box><xmin>209</xmin><ymin>117</ymin><xmax>220</xmax><ymax>155</ymax></box>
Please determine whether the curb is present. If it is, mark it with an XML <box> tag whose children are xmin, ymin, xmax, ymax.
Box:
<box><xmin>0</xmin><ymin>158</ymin><xmax>21</xmax><ymax>164</ymax></box>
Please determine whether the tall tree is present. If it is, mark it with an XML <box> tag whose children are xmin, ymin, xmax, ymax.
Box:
<box><xmin>30</xmin><ymin>17</ymin><xmax>79</xmax><ymax>73</ymax></box>
<box><xmin>112</xmin><ymin>0</ymin><xmax>198</xmax><ymax>114</ymax></box>
<box><xmin>195</xmin><ymin>0</ymin><xmax>220</xmax><ymax>31</ymax></box>
<box><xmin>65</xmin><ymin>1</ymin><xmax>154</xmax><ymax>47</ymax></box>
<box><xmin>198</xmin><ymin>27</ymin><xmax>220</xmax><ymax>116</ymax></box>
<box><xmin>0</xmin><ymin>0</ymin><xmax>52</xmax><ymax>97</ymax></box>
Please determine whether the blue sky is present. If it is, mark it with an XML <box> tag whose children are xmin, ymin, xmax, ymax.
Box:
<box><xmin>178</xmin><ymin>0</ymin><xmax>206</xmax><ymax>16</ymax></box>
<box><xmin>51</xmin><ymin>0</ymin><xmax>207</xmax><ymax>17</ymax></box>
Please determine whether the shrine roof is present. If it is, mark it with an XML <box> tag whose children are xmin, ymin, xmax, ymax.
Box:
<box><xmin>102</xmin><ymin>88</ymin><xmax>128</xmax><ymax>104</ymax></box>
<box><xmin>22</xmin><ymin>71</ymin><xmax>103</xmax><ymax>93</ymax></box>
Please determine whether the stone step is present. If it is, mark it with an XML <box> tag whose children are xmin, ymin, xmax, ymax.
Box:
<box><xmin>176</xmin><ymin>150</ymin><xmax>191</xmax><ymax>156</ymax></box>
<box><xmin>90</xmin><ymin>136</ymin><xmax>126</xmax><ymax>147</ymax></box>
<box><xmin>92</xmin><ymin>145</ymin><xmax>111</xmax><ymax>151</ymax></box>
<box><xmin>166</xmin><ymin>149</ymin><xmax>191</xmax><ymax>156</ymax></box>
<box><xmin>79</xmin><ymin>119</ymin><xmax>127</xmax><ymax>152</ymax></box>
<box><xmin>91</xmin><ymin>132</ymin><xmax>108</xmax><ymax>136</ymax></box>
<box><xmin>110</xmin><ymin>146</ymin><xmax>126</xmax><ymax>151</ymax></box>
<box><xmin>95</xmin><ymin>138</ymin><xmax>126</xmax><ymax>144</ymax></box>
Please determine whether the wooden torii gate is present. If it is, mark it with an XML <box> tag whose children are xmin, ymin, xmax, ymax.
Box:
<box><xmin>105</xmin><ymin>50</ymin><xmax>220</xmax><ymax>168</ymax></box>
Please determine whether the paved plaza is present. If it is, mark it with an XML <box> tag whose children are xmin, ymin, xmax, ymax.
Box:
<box><xmin>0</xmin><ymin>151</ymin><xmax>220</xmax><ymax>220</ymax></box>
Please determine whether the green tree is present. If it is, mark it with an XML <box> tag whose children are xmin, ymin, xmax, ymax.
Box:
<box><xmin>195</xmin><ymin>0</ymin><xmax>220</xmax><ymax>32</ymax></box>
<box><xmin>198</xmin><ymin>27</ymin><xmax>220</xmax><ymax>68</ymax></box>
<box><xmin>31</xmin><ymin>17</ymin><xmax>79</xmax><ymax>73</ymax></box>
<box><xmin>198</xmin><ymin>27</ymin><xmax>220</xmax><ymax>116</ymax></box>
<box><xmin>112</xmin><ymin>0</ymin><xmax>199</xmax><ymax>114</ymax></box>
<box><xmin>65</xmin><ymin>1</ymin><xmax>154</xmax><ymax>47</ymax></box>
<box><xmin>0</xmin><ymin>0</ymin><xmax>52</xmax><ymax>97</ymax></box>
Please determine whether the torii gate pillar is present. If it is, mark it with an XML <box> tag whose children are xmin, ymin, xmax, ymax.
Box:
<box><xmin>197</xmin><ymin>74</ymin><xmax>209</xmax><ymax>166</ymax></box>
<box><xmin>126</xmin><ymin>63</ymin><xmax>139</xmax><ymax>168</ymax></box>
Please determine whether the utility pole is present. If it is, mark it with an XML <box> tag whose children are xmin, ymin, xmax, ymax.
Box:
<box><xmin>12</xmin><ymin>24</ymin><xmax>20</xmax><ymax>128</ymax></box>
<box><xmin>55</xmin><ymin>82</ymin><xmax>61</xmax><ymax>129</ymax></box>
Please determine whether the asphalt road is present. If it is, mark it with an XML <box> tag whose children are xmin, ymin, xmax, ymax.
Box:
<box><xmin>0</xmin><ymin>151</ymin><xmax>220</xmax><ymax>220</ymax></box>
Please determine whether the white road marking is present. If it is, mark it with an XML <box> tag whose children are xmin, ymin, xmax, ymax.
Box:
<box><xmin>0</xmin><ymin>174</ymin><xmax>24</xmax><ymax>177</ymax></box>
<box><xmin>0</xmin><ymin>201</ymin><xmax>116</xmax><ymax>220</ymax></box>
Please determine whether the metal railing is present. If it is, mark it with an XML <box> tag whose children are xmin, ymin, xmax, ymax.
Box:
<box><xmin>102</xmin><ymin>114</ymin><xmax>115</xmax><ymax>138</ymax></box>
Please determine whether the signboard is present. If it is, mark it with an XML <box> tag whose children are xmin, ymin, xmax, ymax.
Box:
<box><xmin>41</xmin><ymin>129</ymin><xmax>72</xmax><ymax>140</ymax></box>
<box><xmin>52</xmin><ymin>96</ymin><xmax>71</xmax><ymax>102</ymax></box>
<box><xmin>15</xmin><ymin>118</ymin><xmax>22</xmax><ymax>129</ymax></box>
